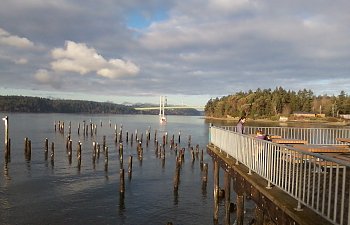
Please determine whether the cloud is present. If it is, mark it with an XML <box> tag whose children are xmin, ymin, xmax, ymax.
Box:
<box><xmin>34</xmin><ymin>69</ymin><xmax>62</xmax><ymax>89</ymax></box>
<box><xmin>0</xmin><ymin>27</ymin><xmax>34</xmax><ymax>48</ymax></box>
<box><xmin>14</xmin><ymin>58</ymin><xmax>28</xmax><ymax>64</ymax></box>
<box><xmin>50</xmin><ymin>41</ymin><xmax>140</xmax><ymax>79</ymax></box>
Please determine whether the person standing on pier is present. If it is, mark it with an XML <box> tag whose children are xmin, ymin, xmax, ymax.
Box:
<box><xmin>236</xmin><ymin>116</ymin><xmax>246</xmax><ymax>134</ymax></box>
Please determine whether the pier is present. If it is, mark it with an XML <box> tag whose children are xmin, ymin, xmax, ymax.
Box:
<box><xmin>208</xmin><ymin>125</ymin><xmax>350</xmax><ymax>225</ymax></box>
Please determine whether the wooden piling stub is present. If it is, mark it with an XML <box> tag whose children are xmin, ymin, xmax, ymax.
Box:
<box><xmin>173</xmin><ymin>160</ymin><xmax>181</xmax><ymax>192</ymax></box>
<box><xmin>51</xmin><ymin>142</ymin><xmax>55</xmax><ymax>161</ymax></box>
<box><xmin>120</xmin><ymin>168</ymin><xmax>125</xmax><ymax>193</ymax></box>
<box><xmin>128</xmin><ymin>155</ymin><xmax>133</xmax><ymax>179</ymax></box>
<box><xmin>202</xmin><ymin>163</ymin><xmax>208</xmax><ymax>182</ymax></box>
<box><xmin>45</xmin><ymin>138</ymin><xmax>49</xmax><ymax>152</ymax></box>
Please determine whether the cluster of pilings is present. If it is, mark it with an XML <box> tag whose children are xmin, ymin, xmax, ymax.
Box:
<box><xmin>3</xmin><ymin>116</ymin><xmax>210</xmax><ymax>202</ymax></box>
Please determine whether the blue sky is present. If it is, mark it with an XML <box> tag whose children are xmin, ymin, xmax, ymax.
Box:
<box><xmin>0</xmin><ymin>0</ymin><xmax>349</xmax><ymax>107</ymax></box>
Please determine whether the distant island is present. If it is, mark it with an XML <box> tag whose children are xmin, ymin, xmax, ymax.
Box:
<box><xmin>0</xmin><ymin>95</ymin><xmax>202</xmax><ymax>116</ymax></box>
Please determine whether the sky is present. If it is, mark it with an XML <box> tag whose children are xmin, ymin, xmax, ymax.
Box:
<box><xmin>0</xmin><ymin>0</ymin><xmax>349</xmax><ymax>107</ymax></box>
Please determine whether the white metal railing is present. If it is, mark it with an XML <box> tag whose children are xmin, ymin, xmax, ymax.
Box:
<box><xmin>209</xmin><ymin>126</ymin><xmax>350</xmax><ymax>225</ymax></box>
<box><xmin>221</xmin><ymin>126</ymin><xmax>350</xmax><ymax>145</ymax></box>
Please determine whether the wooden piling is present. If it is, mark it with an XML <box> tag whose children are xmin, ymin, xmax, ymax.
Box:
<box><xmin>200</xmin><ymin>149</ymin><xmax>204</xmax><ymax>165</ymax></box>
<box><xmin>4</xmin><ymin>138</ymin><xmax>10</xmax><ymax>161</ymax></box>
<box><xmin>213</xmin><ymin>160</ymin><xmax>219</xmax><ymax>221</ymax></box>
<box><xmin>24</xmin><ymin>137</ymin><xmax>29</xmax><ymax>153</ymax></box>
<box><xmin>128</xmin><ymin>155</ymin><xmax>133</xmax><ymax>179</ymax></box>
<box><xmin>236</xmin><ymin>194</ymin><xmax>245</xmax><ymax>225</ymax></box>
<box><xmin>174</xmin><ymin>159</ymin><xmax>181</xmax><ymax>192</ymax></box>
<box><xmin>45</xmin><ymin>138</ymin><xmax>49</xmax><ymax>152</ymax></box>
<box><xmin>104</xmin><ymin>147</ymin><xmax>108</xmax><ymax>171</ymax></box>
<box><xmin>202</xmin><ymin>163</ymin><xmax>208</xmax><ymax>182</ymax></box>
<box><xmin>119</xmin><ymin>129</ymin><xmax>123</xmax><ymax>143</ymax></box>
<box><xmin>3</xmin><ymin>116</ymin><xmax>9</xmax><ymax>150</ymax></box>
<box><xmin>103</xmin><ymin>136</ymin><xmax>106</xmax><ymax>150</ymax></box>
<box><xmin>120</xmin><ymin>168</ymin><xmax>125</xmax><ymax>193</ymax></box>
<box><xmin>77</xmin><ymin>141</ymin><xmax>82</xmax><ymax>162</ymax></box>
<box><xmin>119</xmin><ymin>143</ymin><xmax>123</xmax><ymax>165</ymax></box>
<box><xmin>51</xmin><ymin>142</ymin><xmax>55</xmax><ymax>161</ymax></box>
<box><xmin>191</xmin><ymin>147</ymin><xmax>195</xmax><ymax>162</ymax></box>
<box><xmin>224</xmin><ymin>171</ymin><xmax>231</xmax><ymax>225</ymax></box>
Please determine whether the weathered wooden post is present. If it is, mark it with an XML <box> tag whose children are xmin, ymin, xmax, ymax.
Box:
<box><xmin>154</xmin><ymin>129</ymin><xmax>157</xmax><ymax>143</ymax></box>
<box><xmin>200</xmin><ymin>149</ymin><xmax>204</xmax><ymax>166</ymax></box>
<box><xmin>102</xmin><ymin>135</ymin><xmax>106</xmax><ymax>151</ymax></box>
<box><xmin>119</xmin><ymin>129</ymin><xmax>123</xmax><ymax>143</ymax></box>
<box><xmin>178</xmin><ymin>131</ymin><xmax>181</xmax><ymax>143</ymax></box>
<box><xmin>119</xmin><ymin>143</ymin><xmax>124</xmax><ymax>166</ymax></box>
<box><xmin>77</xmin><ymin>141</ymin><xmax>82</xmax><ymax>163</ymax></box>
<box><xmin>27</xmin><ymin>139</ymin><xmax>32</xmax><ymax>161</ymax></box>
<box><xmin>45</xmin><ymin>138</ymin><xmax>49</xmax><ymax>152</ymax></box>
<box><xmin>104</xmin><ymin>146</ymin><xmax>108</xmax><ymax>172</ymax></box>
<box><xmin>224</xmin><ymin>171</ymin><xmax>231</xmax><ymax>225</ymax></box>
<box><xmin>128</xmin><ymin>155</ymin><xmax>133</xmax><ymax>179</ymax></box>
<box><xmin>67</xmin><ymin>140</ymin><xmax>72</xmax><ymax>163</ymax></box>
<box><xmin>236</xmin><ymin>193</ymin><xmax>245</xmax><ymax>225</ymax></box>
<box><xmin>24</xmin><ymin>137</ymin><xmax>28</xmax><ymax>153</ymax></box>
<box><xmin>173</xmin><ymin>159</ymin><xmax>181</xmax><ymax>192</ymax></box>
<box><xmin>126</xmin><ymin>131</ymin><xmax>129</xmax><ymax>143</ymax></box>
<box><xmin>202</xmin><ymin>163</ymin><xmax>208</xmax><ymax>183</ymax></box>
<box><xmin>2</xmin><ymin>116</ymin><xmax>9</xmax><ymax>151</ymax></box>
<box><xmin>76</xmin><ymin>141</ymin><xmax>81</xmax><ymax>171</ymax></box>
<box><xmin>120</xmin><ymin>168</ymin><xmax>125</xmax><ymax>194</ymax></box>
<box><xmin>213</xmin><ymin>160</ymin><xmax>220</xmax><ymax>222</ymax></box>
<box><xmin>191</xmin><ymin>147</ymin><xmax>195</xmax><ymax>163</ymax></box>
<box><xmin>51</xmin><ymin>142</ymin><xmax>55</xmax><ymax>161</ymax></box>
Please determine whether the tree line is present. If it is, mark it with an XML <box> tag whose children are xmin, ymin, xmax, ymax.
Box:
<box><xmin>0</xmin><ymin>95</ymin><xmax>201</xmax><ymax>115</ymax></box>
<box><xmin>0</xmin><ymin>96</ymin><xmax>137</xmax><ymax>114</ymax></box>
<box><xmin>204</xmin><ymin>87</ymin><xmax>350</xmax><ymax>119</ymax></box>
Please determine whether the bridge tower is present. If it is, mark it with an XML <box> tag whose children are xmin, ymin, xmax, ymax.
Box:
<box><xmin>159</xmin><ymin>96</ymin><xmax>166</xmax><ymax>123</ymax></box>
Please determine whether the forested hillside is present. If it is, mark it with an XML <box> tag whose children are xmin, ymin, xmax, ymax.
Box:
<box><xmin>0</xmin><ymin>96</ymin><xmax>137</xmax><ymax>114</ymax></box>
<box><xmin>205</xmin><ymin>87</ymin><xmax>350</xmax><ymax>119</ymax></box>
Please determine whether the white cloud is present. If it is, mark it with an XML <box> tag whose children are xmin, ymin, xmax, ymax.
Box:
<box><xmin>51</xmin><ymin>41</ymin><xmax>140</xmax><ymax>78</ymax></box>
<box><xmin>15</xmin><ymin>58</ymin><xmax>28</xmax><ymax>64</ymax></box>
<box><xmin>0</xmin><ymin>28</ymin><xmax>34</xmax><ymax>48</ymax></box>
<box><xmin>35</xmin><ymin>69</ymin><xmax>51</xmax><ymax>83</ymax></box>
<box><xmin>34</xmin><ymin>69</ymin><xmax>62</xmax><ymax>89</ymax></box>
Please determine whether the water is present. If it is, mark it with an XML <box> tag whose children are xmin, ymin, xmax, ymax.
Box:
<box><xmin>1</xmin><ymin>114</ymin><xmax>240</xmax><ymax>225</ymax></box>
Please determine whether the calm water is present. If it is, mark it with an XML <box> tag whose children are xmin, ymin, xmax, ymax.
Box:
<box><xmin>0</xmin><ymin>113</ymin><xmax>250</xmax><ymax>225</ymax></box>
